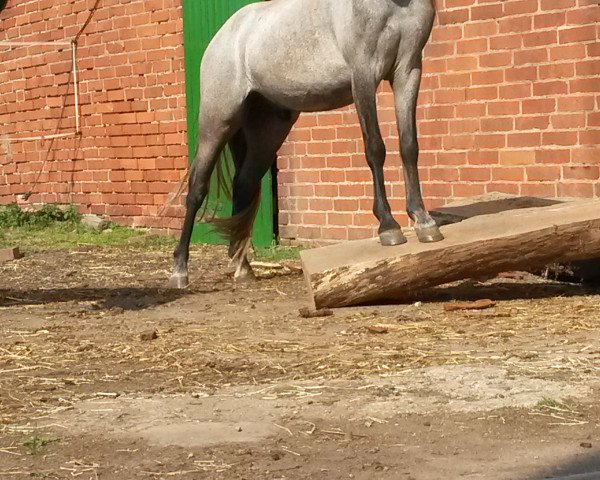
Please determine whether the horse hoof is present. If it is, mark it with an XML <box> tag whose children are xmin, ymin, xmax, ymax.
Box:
<box><xmin>415</xmin><ymin>225</ymin><xmax>444</xmax><ymax>243</ymax></box>
<box><xmin>234</xmin><ymin>268</ymin><xmax>256</xmax><ymax>283</ymax></box>
<box><xmin>379</xmin><ymin>229</ymin><xmax>407</xmax><ymax>246</ymax></box>
<box><xmin>168</xmin><ymin>274</ymin><xmax>189</xmax><ymax>289</ymax></box>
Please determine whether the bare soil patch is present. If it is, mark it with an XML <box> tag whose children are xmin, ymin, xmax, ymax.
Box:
<box><xmin>1</xmin><ymin>244</ymin><xmax>599</xmax><ymax>479</ymax></box>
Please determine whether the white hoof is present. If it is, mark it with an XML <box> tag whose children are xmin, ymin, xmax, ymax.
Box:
<box><xmin>168</xmin><ymin>274</ymin><xmax>189</xmax><ymax>289</ymax></box>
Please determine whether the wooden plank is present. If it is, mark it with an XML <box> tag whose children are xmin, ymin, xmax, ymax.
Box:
<box><xmin>301</xmin><ymin>200</ymin><xmax>600</xmax><ymax>309</ymax></box>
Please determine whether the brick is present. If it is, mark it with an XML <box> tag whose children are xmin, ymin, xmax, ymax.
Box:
<box><xmin>471</xmin><ymin>3</ymin><xmax>503</xmax><ymax>21</ymax></box>
<box><xmin>464</xmin><ymin>20</ymin><xmax>498</xmax><ymax>38</ymax></box>
<box><xmin>488</xmin><ymin>101</ymin><xmax>521</xmax><ymax>116</ymax></box>
<box><xmin>533</xmin><ymin>81</ymin><xmax>569</xmax><ymax>96</ymax></box>
<box><xmin>558</xmin><ymin>183</ymin><xmax>594</xmax><ymax>197</ymax></box>
<box><xmin>475</xmin><ymin>134</ymin><xmax>506</xmax><ymax>149</ymax></box>
<box><xmin>480</xmin><ymin>118</ymin><xmax>514</xmax><ymax>132</ymax></box>
<box><xmin>505</xmin><ymin>66</ymin><xmax>538</xmax><ymax>82</ymax></box>
<box><xmin>429</xmin><ymin>167</ymin><xmax>460</xmax><ymax>182</ymax></box>
<box><xmin>563</xmin><ymin>166</ymin><xmax>600</xmax><ymax>180</ymax></box>
<box><xmin>522</xmin><ymin>98</ymin><xmax>556</xmax><ymax>114</ymax></box>
<box><xmin>499</xmin><ymin>83</ymin><xmax>532</xmax><ymax>99</ymax></box>
<box><xmin>570</xmin><ymin>78</ymin><xmax>600</xmax><ymax>94</ymax></box>
<box><xmin>550</xmin><ymin>113</ymin><xmax>586</xmax><ymax>129</ymax></box>
<box><xmin>452</xmin><ymin>183</ymin><xmax>486</xmax><ymax>197</ymax></box>
<box><xmin>479</xmin><ymin>52</ymin><xmax>513</xmax><ymax>68</ymax></box>
<box><xmin>514</xmin><ymin>48</ymin><xmax>549</xmax><ymax>66</ymax></box>
<box><xmin>504</xmin><ymin>0</ymin><xmax>538</xmax><ymax>15</ymax></box>
<box><xmin>526</xmin><ymin>166</ymin><xmax>561</xmax><ymax>182</ymax></box>
<box><xmin>468</xmin><ymin>151</ymin><xmax>499</xmax><ymax>165</ymax></box>
<box><xmin>457</xmin><ymin>38</ymin><xmax>488</xmax><ymax>54</ymax></box>
<box><xmin>521</xmin><ymin>183</ymin><xmax>557</xmax><ymax>197</ymax></box>
<box><xmin>498</xmin><ymin>16</ymin><xmax>532</xmax><ymax>34</ymax></box>
<box><xmin>507</xmin><ymin>132</ymin><xmax>542</xmax><ymax>148</ymax></box>
<box><xmin>579</xmin><ymin>130</ymin><xmax>600</xmax><ymax>145</ymax></box>
<box><xmin>516</xmin><ymin>115</ymin><xmax>550</xmax><ymax>130</ymax></box>
<box><xmin>559</xmin><ymin>25</ymin><xmax>597</xmax><ymax>44</ymax></box>
<box><xmin>523</xmin><ymin>31</ymin><xmax>558</xmax><ymax>48</ymax></box>
<box><xmin>550</xmin><ymin>44</ymin><xmax>587</xmax><ymax>61</ymax></box>
<box><xmin>500</xmin><ymin>151</ymin><xmax>536</xmax><ymax>165</ymax></box>
<box><xmin>459</xmin><ymin>168</ymin><xmax>491</xmax><ymax>182</ymax></box>
<box><xmin>576</xmin><ymin>61</ymin><xmax>600</xmax><ymax>77</ymax></box>
<box><xmin>471</xmin><ymin>70</ymin><xmax>504</xmax><ymax>85</ymax></box>
<box><xmin>540</xmin><ymin>0</ymin><xmax>576</xmax><ymax>10</ymax></box>
<box><xmin>534</xmin><ymin>12</ymin><xmax>566</xmax><ymax>30</ymax></box>
<box><xmin>538</xmin><ymin>63</ymin><xmax>575</xmax><ymax>80</ymax></box>
<box><xmin>490</xmin><ymin>33</ymin><xmax>522</xmax><ymax>51</ymax></box>
<box><xmin>492</xmin><ymin>167</ymin><xmax>525</xmax><ymax>182</ymax></box>
<box><xmin>557</xmin><ymin>95</ymin><xmax>596</xmax><ymax>111</ymax></box>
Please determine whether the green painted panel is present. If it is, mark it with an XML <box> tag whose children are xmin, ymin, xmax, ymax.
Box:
<box><xmin>182</xmin><ymin>0</ymin><xmax>274</xmax><ymax>248</ymax></box>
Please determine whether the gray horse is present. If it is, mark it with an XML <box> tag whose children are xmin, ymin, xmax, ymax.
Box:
<box><xmin>170</xmin><ymin>0</ymin><xmax>443</xmax><ymax>288</ymax></box>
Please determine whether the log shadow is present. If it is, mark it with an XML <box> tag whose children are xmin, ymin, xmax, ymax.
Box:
<box><xmin>369</xmin><ymin>279</ymin><xmax>600</xmax><ymax>306</ymax></box>
<box><xmin>419</xmin><ymin>279</ymin><xmax>600</xmax><ymax>304</ymax></box>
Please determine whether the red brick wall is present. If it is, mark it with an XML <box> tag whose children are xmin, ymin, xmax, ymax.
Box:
<box><xmin>1</xmin><ymin>0</ymin><xmax>598</xmax><ymax>242</ymax></box>
<box><xmin>0</xmin><ymin>0</ymin><xmax>187</xmax><ymax>231</ymax></box>
<box><xmin>277</xmin><ymin>0</ymin><xmax>600</xmax><ymax>245</ymax></box>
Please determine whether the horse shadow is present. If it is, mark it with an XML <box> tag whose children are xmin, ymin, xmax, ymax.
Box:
<box><xmin>0</xmin><ymin>286</ymin><xmax>192</xmax><ymax>311</ymax></box>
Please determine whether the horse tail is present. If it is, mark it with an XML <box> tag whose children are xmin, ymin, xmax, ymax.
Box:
<box><xmin>158</xmin><ymin>145</ymin><xmax>232</xmax><ymax>220</ymax></box>
<box><xmin>160</xmin><ymin>137</ymin><xmax>257</xmax><ymax>251</ymax></box>
<box><xmin>211</xmin><ymin>177</ymin><xmax>261</xmax><ymax>256</ymax></box>
<box><xmin>195</xmin><ymin>148</ymin><xmax>232</xmax><ymax>222</ymax></box>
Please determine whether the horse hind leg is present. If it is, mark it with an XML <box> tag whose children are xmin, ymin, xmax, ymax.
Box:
<box><xmin>220</xmin><ymin>96</ymin><xmax>298</xmax><ymax>282</ymax></box>
<box><xmin>169</xmin><ymin>117</ymin><xmax>240</xmax><ymax>289</ymax></box>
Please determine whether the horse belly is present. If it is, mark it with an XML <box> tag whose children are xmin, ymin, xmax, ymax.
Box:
<box><xmin>252</xmin><ymin>63</ymin><xmax>353</xmax><ymax>112</ymax></box>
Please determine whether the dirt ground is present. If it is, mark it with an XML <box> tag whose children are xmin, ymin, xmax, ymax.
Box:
<box><xmin>1</xmin><ymin>243</ymin><xmax>599</xmax><ymax>479</ymax></box>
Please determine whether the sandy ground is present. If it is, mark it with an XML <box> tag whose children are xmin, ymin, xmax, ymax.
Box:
<box><xmin>1</xmin><ymin>244</ymin><xmax>599</xmax><ymax>479</ymax></box>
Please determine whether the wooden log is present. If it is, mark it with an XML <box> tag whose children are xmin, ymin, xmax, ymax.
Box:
<box><xmin>300</xmin><ymin>200</ymin><xmax>600</xmax><ymax>309</ymax></box>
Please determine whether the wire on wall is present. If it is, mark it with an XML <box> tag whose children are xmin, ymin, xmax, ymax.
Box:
<box><xmin>0</xmin><ymin>0</ymin><xmax>103</xmax><ymax>199</ymax></box>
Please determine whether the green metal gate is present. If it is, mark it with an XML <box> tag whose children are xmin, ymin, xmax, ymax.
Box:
<box><xmin>182</xmin><ymin>0</ymin><xmax>274</xmax><ymax>247</ymax></box>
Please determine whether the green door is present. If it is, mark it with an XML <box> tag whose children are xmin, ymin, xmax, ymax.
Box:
<box><xmin>182</xmin><ymin>0</ymin><xmax>274</xmax><ymax>247</ymax></box>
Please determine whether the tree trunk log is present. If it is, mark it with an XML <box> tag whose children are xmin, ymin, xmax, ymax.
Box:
<box><xmin>300</xmin><ymin>200</ymin><xmax>600</xmax><ymax>309</ymax></box>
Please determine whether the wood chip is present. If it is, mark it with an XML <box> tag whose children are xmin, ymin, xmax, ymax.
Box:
<box><xmin>299</xmin><ymin>307</ymin><xmax>333</xmax><ymax>318</ymax></box>
<box><xmin>443</xmin><ymin>299</ymin><xmax>497</xmax><ymax>312</ymax></box>
<box><xmin>140</xmin><ymin>329</ymin><xmax>158</xmax><ymax>341</ymax></box>
<box><xmin>367</xmin><ymin>326</ymin><xmax>389</xmax><ymax>334</ymax></box>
